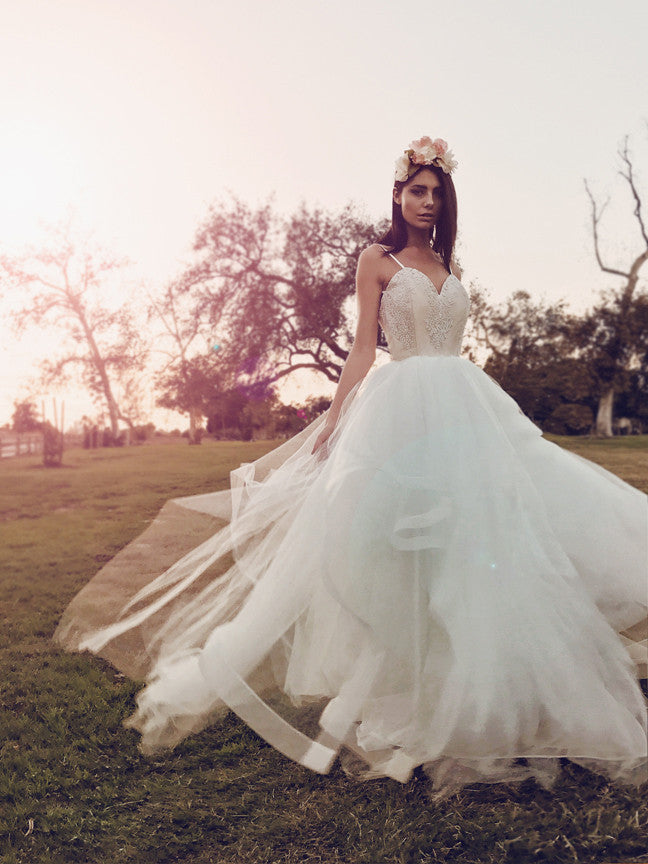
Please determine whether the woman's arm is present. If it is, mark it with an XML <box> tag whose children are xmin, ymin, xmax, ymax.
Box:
<box><xmin>311</xmin><ymin>245</ymin><xmax>384</xmax><ymax>455</ymax></box>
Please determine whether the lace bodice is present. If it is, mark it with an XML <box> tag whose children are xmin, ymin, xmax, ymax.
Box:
<box><xmin>379</xmin><ymin>267</ymin><xmax>470</xmax><ymax>360</ymax></box>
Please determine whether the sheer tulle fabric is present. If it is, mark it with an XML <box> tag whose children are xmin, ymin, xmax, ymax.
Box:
<box><xmin>55</xmin><ymin>355</ymin><xmax>648</xmax><ymax>797</ymax></box>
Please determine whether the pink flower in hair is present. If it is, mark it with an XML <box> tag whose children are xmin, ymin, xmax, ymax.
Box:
<box><xmin>394</xmin><ymin>135</ymin><xmax>458</xmax><ymax>182</ymax></box>
<box><xmin>410</xmin><ymin>136</ymin><xmax>434</xmax><ymax>149</ymax></box>
<box><xmin>410</xmin><ymin>138</ymin><xmax>437</xmax><ymax>165</ymax></box>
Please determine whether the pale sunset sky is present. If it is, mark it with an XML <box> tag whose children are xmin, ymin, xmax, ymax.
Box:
<box><xmin>0</xmin><ymin>0</ymin><xmax>646</xmax><ymax>427</ymax></box>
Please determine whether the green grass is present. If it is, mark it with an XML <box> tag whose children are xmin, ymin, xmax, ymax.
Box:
<box><xmin>1</xmin><ymin>437</ymin><xmax>647</xmax><ymax>864</ymax></box>
<box><xmin>544</xmin><ymin>433</ymin><xmax>648</xmax><ymax>494</ymax></box>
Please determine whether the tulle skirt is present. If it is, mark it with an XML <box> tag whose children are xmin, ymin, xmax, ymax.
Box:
<box><xmin>55</xmin><ymin>355</ymin><xmax>648</xmax><ymax>797</ymax></box>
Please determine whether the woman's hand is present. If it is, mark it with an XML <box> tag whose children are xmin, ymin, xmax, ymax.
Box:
<box><xmin>311</xmin><ymin>421</ymin><xmax>336</xmax><ymax>457</ymax></box>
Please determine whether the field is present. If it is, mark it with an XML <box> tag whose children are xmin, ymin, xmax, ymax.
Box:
<box><xmin>1</xmin><ymin>437</ymin><xmax>647</xmax><ymax>864</ymax></box>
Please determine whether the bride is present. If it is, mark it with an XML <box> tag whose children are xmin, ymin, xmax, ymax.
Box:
<box><xmin>55</xmin><ymin>136</ymin><xmax>647</xmax><ymax>798</ymax></box>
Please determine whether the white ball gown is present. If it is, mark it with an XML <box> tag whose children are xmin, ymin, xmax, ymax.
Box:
<box><xmin>55</xmin><ymin>258</ymin><xmax>648</xmax><ymax>798</ymax></box>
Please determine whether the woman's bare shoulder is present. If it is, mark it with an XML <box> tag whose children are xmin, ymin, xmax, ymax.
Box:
<box><xmin>358</xmin><ymin>243</ymin><xmax>391</xmax><ymax>271</ymax></box>
<box><xmin>360</xmin><ymin>243</ymin><xmax>390</xmax><ymax>260</ymax></box>
<box><xmin>357</xmin><ymin>244</ymin><xmax>391</xmax><ymax>289</ymax></box>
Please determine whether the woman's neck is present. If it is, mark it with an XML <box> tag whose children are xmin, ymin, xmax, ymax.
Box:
<box><xmin>406</xmin><ymin>235</ymin><xmax>432</xmax><ymax>252</ymax></box>
<box><xmin>405</xmin><ymin>228</ymin><xmax>433</xmax><ymax>251</ymax></box>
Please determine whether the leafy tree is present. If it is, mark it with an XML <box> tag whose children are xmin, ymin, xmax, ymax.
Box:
<box><xmin>148</xmin><ymin>280</ymin><xmax>219</xmax><ymax>444</ymax></box>
<box><xmin>0</xmin><ymin>222</ymin><xmax>148</xmax><ymax>440</ymax></box>
<box><xmin>172</xmin><ymin>197</ymin><xmax>388</xmax><ymax>393</ymax></box>
<box><xmin>42</xmin><ymin>421</ymin><xmax>64</xmax><ymax>467</ymax></box>
<box><xmin>570</xmin><ymin>288</ymin><xmax>648</xmax><ymax>436</ymax></box>
<box><xmin>11</xmin><ymin>399</ymin><xmax>41</xmax><ymax>433</ymax></box>
<box><xmin>543</xmin><ymin>402</ymin><xmax>594</xmax><ymax>436</ymax></box>
<box><xmin>470</xmin><ymin>288</ymin><xmax>582</xmax><ymax>425</ymax></box>
<box><xmin>582</xmin><ymin>137</ymin><xmax>648</xmax><ymax>435</ymax></box>
<box><xmin>239</xmin><ymin>394</ymin><xmax>279</xmax><ymax>441</ymax></box>
<box><xmin>299</xmin><ymin>394</ymin><xmax>332</xmax><ymax>422</ymax></box>
<box><xmin>270</xmin><ymin>394</ymin><xmax>333</xmax><ymax>437</ymax></box>
<box><xmin>155</xmin><ymin>354</ymin><xmax>220</xmax><ymax>443</ymax></box>
<box><xmin>205</xmin><ymin>383</ymin><xmax>276</xmax><ymax>440</ymax></box>
<box><xmin>616</xmin><ymin>370</ymin><xmax>648</xmax><ymax>428</ymax></box>
<box><xmin>271</xmin><ymin>403</ymin><xmax>305</xmax><ymax>438</ymax></box>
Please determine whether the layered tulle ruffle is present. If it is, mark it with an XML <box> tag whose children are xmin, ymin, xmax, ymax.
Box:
<box><xmin>55</xmin><ymin>355</ymin><xmax>648</xmax><ymax>796</ymax></box>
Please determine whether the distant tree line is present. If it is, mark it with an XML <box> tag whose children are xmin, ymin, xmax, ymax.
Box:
<box><xmin>1</xmin><ymin>137</ymin><xmax>647</xmax><ymax>441</ymax></box>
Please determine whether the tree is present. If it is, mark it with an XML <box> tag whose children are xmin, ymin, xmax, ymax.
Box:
<box><xmin>300</xmin><ymin>394</ymin><xmax>333</xmax><ymax>422</ymax></box>
<box><xmin>149</xmin><ymin>281</ymin><xmax>217</xmax><ymax>444</ymax></box>
<box><xmin>616</xmin><ymin>369</ymin><xmax>648</xmax><ymax>429</ymax></box>
<box><xmin>571</xmin><ymin>289</ymin><xmax>648</xmax><ymax>436</ymax></box>
<box><xmin>156</xmin><ymin>354</ymin><xmax>226</xmax><ymax>443</ymax></box>
<box><xmin>583</xmin><ymin>137</ymin><xmax>648</xmax><ymax>436</ymax></box>
<box><xmin>271</xmin><ymin>394</ymin><xmax>333</xmax><ymax>437</ymax></box>
<box><xmin>11</xmin><ymin>399</ymin><xmax>41</xmax><ymax>433</ymax></box>
<box><xmin>173</xmin><ymin>197</ymin><xmax>388</xmax><ymax>393</ymax></box>
<box><xmin>205</xmin><ymin>382</ymin><xmax>276</xmax><ymax>440</ymax></box>
<box><xmin>0</xmin><ymin>222</ymin><xmax>148</xmax><ymax>440</ymax></box>
<box><xmin>470</xmin><ymin>288</ymin><xmax>582</xmax><ymax>425</ymax></box>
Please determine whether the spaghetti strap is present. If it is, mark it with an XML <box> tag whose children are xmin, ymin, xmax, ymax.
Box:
<box><xmin>377</xmin><ymin>244</ymin><xmax>404</xmax><ymax>269</ymax></box>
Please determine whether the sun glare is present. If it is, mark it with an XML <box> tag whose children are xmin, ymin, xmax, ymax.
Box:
<box><xmin>0</xmin><ymin>117</ymin><xmax>87</xmax><ymax>243</ymax></box>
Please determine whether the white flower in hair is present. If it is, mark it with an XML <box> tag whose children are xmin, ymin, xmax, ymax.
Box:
<box><xmin>394</xmin><ymin>154</ymin><xmax>411</xmax><ymax>183</ymax></box>
<box><xmin>440</xmin><ymin>148</ymin><xmax>458</xmax><ymax>173</ymax></box>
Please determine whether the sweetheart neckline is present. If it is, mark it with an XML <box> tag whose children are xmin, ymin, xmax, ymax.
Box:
<box><xmin>384</xmin><ymin>267</ymin><xmax>456</xmax><ymax>297</ymax></box>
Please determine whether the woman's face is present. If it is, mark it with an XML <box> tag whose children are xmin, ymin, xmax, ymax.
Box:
<box><xmin>394</xmin><ymin>168</ymin><xmax>443</xmax><ymax>231</ymax></box>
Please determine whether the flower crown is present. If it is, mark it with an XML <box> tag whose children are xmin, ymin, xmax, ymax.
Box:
<box><xmin>394</xmin><ymin>136</ymin><xmax>458</xmax><ymax>182</ymax></box>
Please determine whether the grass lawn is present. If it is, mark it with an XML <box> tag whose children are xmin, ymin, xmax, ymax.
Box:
<box><xmin>1</xmin><ymin>437</ymin><xmax>647</xmax><ymax>864</ymax></box>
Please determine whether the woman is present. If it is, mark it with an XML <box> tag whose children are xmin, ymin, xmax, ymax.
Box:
<box><xmin>311</xmin><ymin>140</ymin><xmax>459</xmax><ymax>458</ymax></box>
<box><xmin>56</xmin><ymin>136</ymin><xmax>647</xmax><ymax>799</ymax></box>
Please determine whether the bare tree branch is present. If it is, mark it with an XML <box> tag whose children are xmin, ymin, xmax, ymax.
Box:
<box><xmin>584</xmin><ymin>180</ymin><xmax>629</xmax><ymax>279</ymax></box>
<box><xmin>618</xmin><ymin>136</ymin><xmax>648</xmax><ymax>248</ymax></box>
<box><xmin>582</xmin><ymin>135</ymin><xmax>648</xmax><ymax>435</ymax></box>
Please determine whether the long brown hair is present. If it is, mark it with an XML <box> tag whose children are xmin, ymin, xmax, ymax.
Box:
<box><xmin>377</xmin><ymin>164</ymin><xmax>458</xmax><ymax>271</ymax></box>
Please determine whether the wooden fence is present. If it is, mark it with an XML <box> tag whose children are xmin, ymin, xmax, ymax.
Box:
<box><xmin>0</xmin><ymin>433</ymin><xmax>45</xmax><ymax>459</ymax></box>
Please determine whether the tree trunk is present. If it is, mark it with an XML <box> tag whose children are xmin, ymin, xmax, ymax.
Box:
<box><xmin>77</xmin><ymin>308</ymin><xmax>121</xmax><ymax>440</ymax></box>
<box><xmin>51</xmin><ymin>300</ymin><xmax>123</xmax><ymax>443</ymax></box>
<box><xmin>90</xmin><ymin>353</ymin><xmax>120</xmax><ymax>440</ymax></box>
<box><xmin>104</xmin><ymin>387</ymin><xmax>121</xmax><ymax>440</ymax></box>
<box><xmin>595</xmin><ymin>387</ymin><xmax>615</xmax><ymax>437</ymax></box>
<box><xmin>188</xmin><ymin>407</ymin><xmax>202</xmax><ymax>445</ymax></box>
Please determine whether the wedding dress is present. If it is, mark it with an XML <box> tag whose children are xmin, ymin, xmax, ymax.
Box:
<box><xmin>55</xmin><ymin>254</ymin><xmax>648</xmax><ymax>797</ymax></box>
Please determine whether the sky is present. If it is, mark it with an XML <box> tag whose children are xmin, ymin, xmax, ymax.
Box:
<box><xmin>0</xmin><ymin>0</ymin><xmax>646</xmax><ymax>428</ymax></box>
